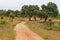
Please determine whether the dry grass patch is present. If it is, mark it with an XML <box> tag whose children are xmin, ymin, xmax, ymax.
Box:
<box><xmin>0</xmin><ymin>17</ymin><xmax>21</xmax><ymax>40</ymax></box>
<box><xmin>26</xmin><ymin>21</ymin><xmax>60</xmax><ymax>40</ymax></box>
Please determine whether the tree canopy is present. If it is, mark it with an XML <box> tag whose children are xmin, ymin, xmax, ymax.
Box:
<box><xmin>0</xmin><ymin>2</ymin><xmax>59</xmax><ymax>21</ymax></box>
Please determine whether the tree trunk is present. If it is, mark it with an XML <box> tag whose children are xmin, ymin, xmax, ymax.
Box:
<box><xmin>34</xmin><ymin>16</ymin><xmax>36</xmax><ymax>21</ymax></box>
<box><xmin>45</xmin><ymin>17</ymin><xmax>47</xmax><ymax>22</ymax></box>
<box><xmin>29</xmin><ymin>17</ymin><xmax>31</xmax><ymax>21</ymax></box>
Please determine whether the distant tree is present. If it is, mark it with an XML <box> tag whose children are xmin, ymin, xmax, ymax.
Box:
<box><xmin>14</xmin><ymin>10</ymin><xmax>21</xmax><ymax>17</ymax></box>
<box><xmin>0</xmin><ymin>10</ymin><xmax>6</xmax><ymax>16</ymax></box>
<box><xmin>47</xmin><ymin>2</ymin><xmax>59</xmax><ymax>17</ymax></box>
<box><xmin>41</xmin><ymin>2</ymin><xmax>59</xmax><ymax>21</ymax></box>
<box><xmin>41</xmin><ymin>4</ymin><xmax>48</xmax><ymax>21</ymax></box>
<box><xmin>27</xmin><ymin>5</ymin><xmax>34</xmax><ymax>21</ymax></box>
<box><xmin>21</xmin><ymin>5</ymin><xmax>33</xmax><ymax>21</ymax></box>
<box><xmin>38</xmin><ymin>10</ymin><xmax>45</xmax><ymax>20</ymax></box>
<box><xmin>33</xmin><ymin>5</ymin><xmax>39</xmax><ymax>21</ymax></box>
<box><xmin>5</xmin><ymin>10</ymin><xmax>14</xmax><ymax>17</ymax></box>
<box><xmin>21</xmin><ymin>5</ymin><xmax>28</xmax><ymax>17</ymax></box>
<box><xmin>0</xmin><ymin>10</ymin><xmax>6</xmax><ymax>21</ymax></box>
<box><xmin>5</xmin><ymin>9</ymin><xmax>15</xmax><ymax>21</ymax></box>
<box><xmin>41</xmin><ymin>4</ymin><xmax>47</xmax><ymax>10</ymax></box>
<box><xmin>9</xmin><ymin>12</ymin><xmax>15</xmax><ymax>21</ymax></box>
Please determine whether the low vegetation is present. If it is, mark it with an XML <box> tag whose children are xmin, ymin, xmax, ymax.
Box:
<box><xmin>0</xmin><ymin>2</ymin><xmax>60</xmax><ymax>40</ymax></box>
<box><xmin>0</xmin><ymin>17</ymin><xmax>21</xmax><ymax>40</ymax></box>
<box><xmin>44</xmin><ymin>19</ymin><xmax>60</xmax><ymax>31</ymax></box>
<box><xmin>26</xmin><ymin>19</ymin><xmax>60</xmax><ymax>40</ymax></box>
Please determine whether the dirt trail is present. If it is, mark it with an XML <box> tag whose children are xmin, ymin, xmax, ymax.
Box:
<box><xmin>14</xmin><ymin>22</ymin><xmax>44</xmax><ymax>40</ymax></box>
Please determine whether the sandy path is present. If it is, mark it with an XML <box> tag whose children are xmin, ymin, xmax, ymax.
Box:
<box><xmin>14</xmin><ymin>22</ymin><xmax>44</xmax><ymax>40</ymax></box>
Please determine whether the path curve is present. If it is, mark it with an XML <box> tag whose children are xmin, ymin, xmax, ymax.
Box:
<box><xmin>14</xmin><ymin>22</ymin><xmax>44</xmax><ymax>40</ymax></box>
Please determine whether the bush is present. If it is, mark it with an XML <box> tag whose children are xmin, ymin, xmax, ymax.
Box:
<box><xmin>45</xmin><ymin>19</ymin><xmax>54</xmax><ymax>26</ymax></box>
<box><xmin>0</xmin><ymin>21</ymin><xmax>7</xmax><ymax>25</ymax></box>
<box><xmin>1</xmin><ymin>16</ymin><xmax>4</xmax><ymax>20</ymax></box>
<box><xmin>0</xmin><ymin>21</ymin><xmax>7</xmax><ymax>29</ymax></box>
<box><xmin>44</xmin><ymin>20</ymin><xmax>60</xmax><ymax>31</ymax></box>
<box><xmin>2</xmin><ymin>21</ymin><xmax>5</xmax><ymax>24</ymax></box>
<box><xmin>44</xmin><ymin>19</ymin><xmax>54</xmax><ymax>30</ymax></box>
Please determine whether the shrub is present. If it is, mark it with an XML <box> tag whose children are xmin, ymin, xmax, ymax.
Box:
<box><xmin>1</xmin><ymin>16</ymin><xmax>4</xmax><ymax>20</ymax></box>
<box><xmin>44</xmin><ymin>19</ymin><xmax>54</xmax><ymax>30</ymax></box>
<box><xmin>45</xmin><ymin>19</ymin><xmax>54</xmax><ymax>26</ymax></box>
<box><xmin>0</xmin><ymin>20</ymin><xmax>7</xmax><ymax>25</ymax></box>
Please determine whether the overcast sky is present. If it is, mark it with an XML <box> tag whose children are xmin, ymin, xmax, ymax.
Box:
<box><xmin>0</xmin><ymin>0</ymin><xmax>60</xmax><ymax>12</ymax></box>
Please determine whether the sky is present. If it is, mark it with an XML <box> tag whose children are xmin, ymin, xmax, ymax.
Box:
<box><xmin>0</xmin><ymin>0</ymin><xmax>60</xmax><ymax>12</ymax></box>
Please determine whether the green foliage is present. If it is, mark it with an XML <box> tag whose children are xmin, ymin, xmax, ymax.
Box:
<box><xmin>0</xmin><ymin>21</ymin><xmax>7</xmax><ymax>29</ymax></box>
<box><xmin>44</xmin><ymin>19</ymin><xmax>60</xmax><ymax>31</ymax></box>
<box><xmin>9</xmin><ymin>12</ymin><xmax>15</xmax><ymax>19</ymax></box>
<box><xmin>0</xmin><ymin>10</ymin><xmax>6</xmax><ymax>16</ymax></box>
<box><xmin>40</xmin><ymin>2</ymin><xmax>58</xmax><ymax>21</ymax></box>
<box><xmin>0</xmin><ymin>21</ymin><xmax>5</xmax><ymax>24</ymax></box>
<box><xmin>21</xmin><ymin>5</ymin><xmax>39</xmax><ymax>21</ymax></box>
<box><xmin>0</xmin><ymin>20</ymin><xmax>7</xmax><ymax>25</ymax></box>
<box><xmin>47</xmin><ymin>2</ymin><xmax>58</xmax><ymax>17</ymax></box>
<box><xmin>45</xmin><ymin>19</ymin><xmax>54</xmax><ymax>26</ymax></box>
<box><xmin>21</xmin><ymin>5</ymin><xmax>28</xmax><ymax>17</ymax></box>
<box><xmin>44</xmin><ymin>19</ymin><xmax>54</xmax><ymax>30</ymax></box>
<box><xmin>14</xmin><ymin>10</ymin><xmax>21</xmax><ymax>17</ymax></box>
<box><xmin>0</xmin><ymin>2</ymin><xmax>59</xmax><ymax>21</ymax></box>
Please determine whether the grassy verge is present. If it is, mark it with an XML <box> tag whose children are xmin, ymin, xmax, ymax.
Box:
<box><xmin>0</xmin><ymin>21</ymin><xmax>15</xmax><ymax>40</ymax></box>
<box><xmin>26</xmin><ymin>21</ymin><xmax>60</xmax><ymax>40</ymax></box>
<box><xmin>0</xmin><ymin>17</ymin><xmax>21</xmax><ymax>40</ymax></box>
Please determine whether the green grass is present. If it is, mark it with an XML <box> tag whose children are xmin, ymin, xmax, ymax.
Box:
<box><xmin>26</xmin><ymin>21</ymin><xmax>60</xmax><ymax>40</ymax></box>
